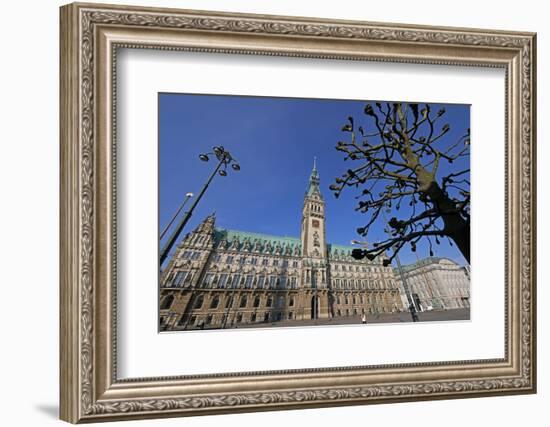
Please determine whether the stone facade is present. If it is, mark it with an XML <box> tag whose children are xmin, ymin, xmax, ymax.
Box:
<box><xmin>394</xmin><ymin>257</ymin><xmax>471</xmax><ymax>312</ymax></box>
<box><xmin>159</xmin><ymin>163</ymin><xmax>404</xmax><ymax>331</ymax></box>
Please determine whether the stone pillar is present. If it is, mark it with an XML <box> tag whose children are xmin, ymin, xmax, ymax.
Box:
<box><xmin>318</xmin><ymin>290</ymin><xmax>330</xmax><ymax>319</ymax></box>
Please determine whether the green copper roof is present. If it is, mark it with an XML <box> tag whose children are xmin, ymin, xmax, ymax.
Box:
<box><xmin>327</xmin><ymin>243</ymin><xmax>382</xmax><ymax>263</ymax></box>
<box><xmin>215</xmin><ymin>228</ymin><xmax>300</xmax><ymax>246</ymax></box>
<box><xmin>213</xmin><ymin>228</ymin><xmax>301</xmax><ymax>255</ymax></box>
<box><xmin>327</xmin><ymin>243</ymin><xmax>353</xmax><ymax>256</ymax></box>
<box><xmin>306</xmin><ymin>158</ymin><xmax>322</xmax><ymax>197</ymax></box>
<box><xmin>213</xmin><ymin>228</ymin><xmax>380</xmax><ymax>262</ymax></box>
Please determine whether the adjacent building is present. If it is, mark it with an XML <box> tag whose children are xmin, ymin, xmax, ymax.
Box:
<box><xmin>159</xmin><ymin>161</ymin><xmax>405</xmax><ymax>331</ymax></box>
<box><xmin>394</xmin><ymin>257</ymin><xmax>471</xmax><ymax>312</ymax></box>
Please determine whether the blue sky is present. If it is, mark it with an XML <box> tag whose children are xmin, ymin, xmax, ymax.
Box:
<box><xmin>159</xmin><ymin>93</ymin><xmax>470</xmax><ymax>266</ymax></box>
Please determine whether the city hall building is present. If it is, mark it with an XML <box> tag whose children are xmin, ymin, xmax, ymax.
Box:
<box><xmin>160</xmin><ymin>163</ymin><xmax>407</xmax><ymax>331</ymax></box>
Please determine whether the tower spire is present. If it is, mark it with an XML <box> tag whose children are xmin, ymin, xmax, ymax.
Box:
<box><xmin>306</xmin><ymin>157</ymin><xmax>321</xmax><ymax>197</ymax></box>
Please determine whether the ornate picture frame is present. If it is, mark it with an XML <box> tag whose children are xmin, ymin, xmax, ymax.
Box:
<box><xmin>60</xmin><ymin>2</ymin><xmax>536</xmax><ymax>423</ymax></box>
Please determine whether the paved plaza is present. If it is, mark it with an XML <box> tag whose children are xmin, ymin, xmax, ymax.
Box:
<box><xmin>193</xmin><ymin>307</ymin><xmax>471</xmax><ymax>330</ymax></box>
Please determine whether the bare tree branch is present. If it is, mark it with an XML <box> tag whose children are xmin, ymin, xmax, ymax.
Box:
<box><xmin>332</xmin><ymin>101</ymin><xmax>471</xmax><ymax>263</ymax></box>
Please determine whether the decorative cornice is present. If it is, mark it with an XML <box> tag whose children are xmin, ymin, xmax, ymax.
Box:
<box><xmin>84</xmin><ymin>9</ymin><xmax>531</xmax><ymax>49</ymax></box>
<box><xmin>87</xmin><ymin>377</ymin><xmax>530</xmax><ymax>415</ymax></box>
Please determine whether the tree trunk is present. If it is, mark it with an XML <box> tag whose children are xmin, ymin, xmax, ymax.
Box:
<box><xmin>424</xmin><ymin>181</ymin><xmax>470</xmax><ymax>263</ymax></box>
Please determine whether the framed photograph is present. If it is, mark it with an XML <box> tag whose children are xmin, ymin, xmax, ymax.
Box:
<box><xmin>60</xmin><ymin>2</ymin><xmax>537</xmax><ymax>423</ymax></box>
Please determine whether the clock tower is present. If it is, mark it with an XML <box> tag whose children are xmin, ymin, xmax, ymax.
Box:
<box><xmin>300</xmin><ymin>157</ymin><xmax>329</xmax><ymax>322</ymax></box>
<box><xmin>300</xmin><ymin>157</ymin><xmax>327</xmax><ymax>260</ymax></box>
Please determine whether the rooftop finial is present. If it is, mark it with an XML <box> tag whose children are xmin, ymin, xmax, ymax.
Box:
<box><xmin>313</xmin><ymin>156</ymin><xmax>317</xmax><ymax>171</ymax></box>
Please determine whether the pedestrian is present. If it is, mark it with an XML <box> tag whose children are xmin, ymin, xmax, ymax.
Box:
<box><xmin>361</xmin><ymin>313</ymin><xmax>367</xmax><ymax>324</ymax></box>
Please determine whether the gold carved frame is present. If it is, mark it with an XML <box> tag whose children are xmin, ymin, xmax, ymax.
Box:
<box><xmin>60</xmin><ymin>2</ymin><xmax>536</xmax><ymax>423</ymax></box>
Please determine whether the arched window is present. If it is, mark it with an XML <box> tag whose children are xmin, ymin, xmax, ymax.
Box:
<box><xmin>210</xmin><ymin>295</ymin><xmax>219</xmax><ymax>309</ymax></box>
<box><xmin>194</xmin><ymin>295</ymin><xmax>203</xmax><ymax>309</ymax></box>
<box><xmin>160</xmin><ymin>294</ymin><xmax>174</xmax><ymax>310</ymax></box>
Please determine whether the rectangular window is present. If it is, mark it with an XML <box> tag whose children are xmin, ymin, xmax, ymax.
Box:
<box><xmin>218</xmin><ymin>273</ymin><xmax>228</xmax><ymax>288</ymax></box>
<box><xmin>272</xmin><ymin>259</ymin><xmax>279</xmax><ymax>267</ymax></box>
<box><xmin>184</xmin><ymin>272</ymin><xmax>193</xmax><ymax>285</ymax></box>
<box><xmin>292</xmin><ymin>261</ymin><xmax>298</xmax><ymax>268</ymax></box>
<box><xmin>231</xmin><ymin>274</ymin><xmax>241</xmax><ymax>288</ymax></box>
<box><xmin>282</xmin><ymin>260</ymin><xmax>288</xmax><ymax>267</ymax></box>
<box><xmin>245</xmin><ymin>275</ymin><xmax>253</xmax><ymax>288</ymax></box>
<box><xmin>251</xmin><ymin>257</ymin><xmax>258</xmax><ymax>265</ymax></box>
<box><xmin>269</xmin><ymin>276</ymin><xmax>276</xmax><ymax>288</ymax></box>
<box><xmin>192</xmin><ymin>251</ymin><xmax>200</xmax><ymax>260</ymax></box>
<box><xmin>262</xmin><ymin>258</ymin><xmax>268</xmax><ymax>266</ymax></box>
<box><xmin>226</xmin><ymin>255</ymin><xmax>233</xmax><ymax>264</ymax></box>
<box><xmin>239</xmin><ymin>257</ymin><xmax>246</xmax><ymax>265</ymax></box>
<box><xmin>257</xmin><ymin>276</ymin><xmax>265</xmax><ymax>288</ymax></box>
<box><xmin>214</xmin><ymin>254</ymin><xmax>222</xmax><ymax>262</ymax></box>
<box><xmin>279</xmin><ymin>276</ymin><xmax>286</xmax><ymax>288</ymax></box>
<box><xmin>290</xmin><ymin>276</ymin><xmax>297</xmax><ymax>288</ymax></box>
<box><xmin>172</xmin><ymin>271</ymin><xmax>188</xmax><ymax>287</ymax></box>
<box><xmin>202</xmin><ymin>273</ymin><xmax>213</xmax><ymax>287</ymax></box>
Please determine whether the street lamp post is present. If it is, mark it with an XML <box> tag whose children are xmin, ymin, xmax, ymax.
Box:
<box><xmin>350</xmin><ymin>235</ymin><xmax>418</xmax><ymax>322</ymax></box>
<box><xmin>160</xmin><ymin>192</ymin><xmax>194</xmax><ymax>240</ymax></box>
<box><xmin>159</xmin><ymin>145</ymin><xmax>240</xmax><ymax>267</ymax></box>
<box><xmin>379</xmin><ymin>210</ymin><xmax>419</xmax><ymax>322</ymax></box>
<box><xmin>393</xmin><ymin>252</ymin><xmax>419</xmax><ymax>322</ymax></box>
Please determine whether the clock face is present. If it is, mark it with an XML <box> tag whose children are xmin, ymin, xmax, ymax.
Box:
<box><xmin>312</xmin><ymin>219</ymin><xmax>320</xmax><ymax>228</ymax></box>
